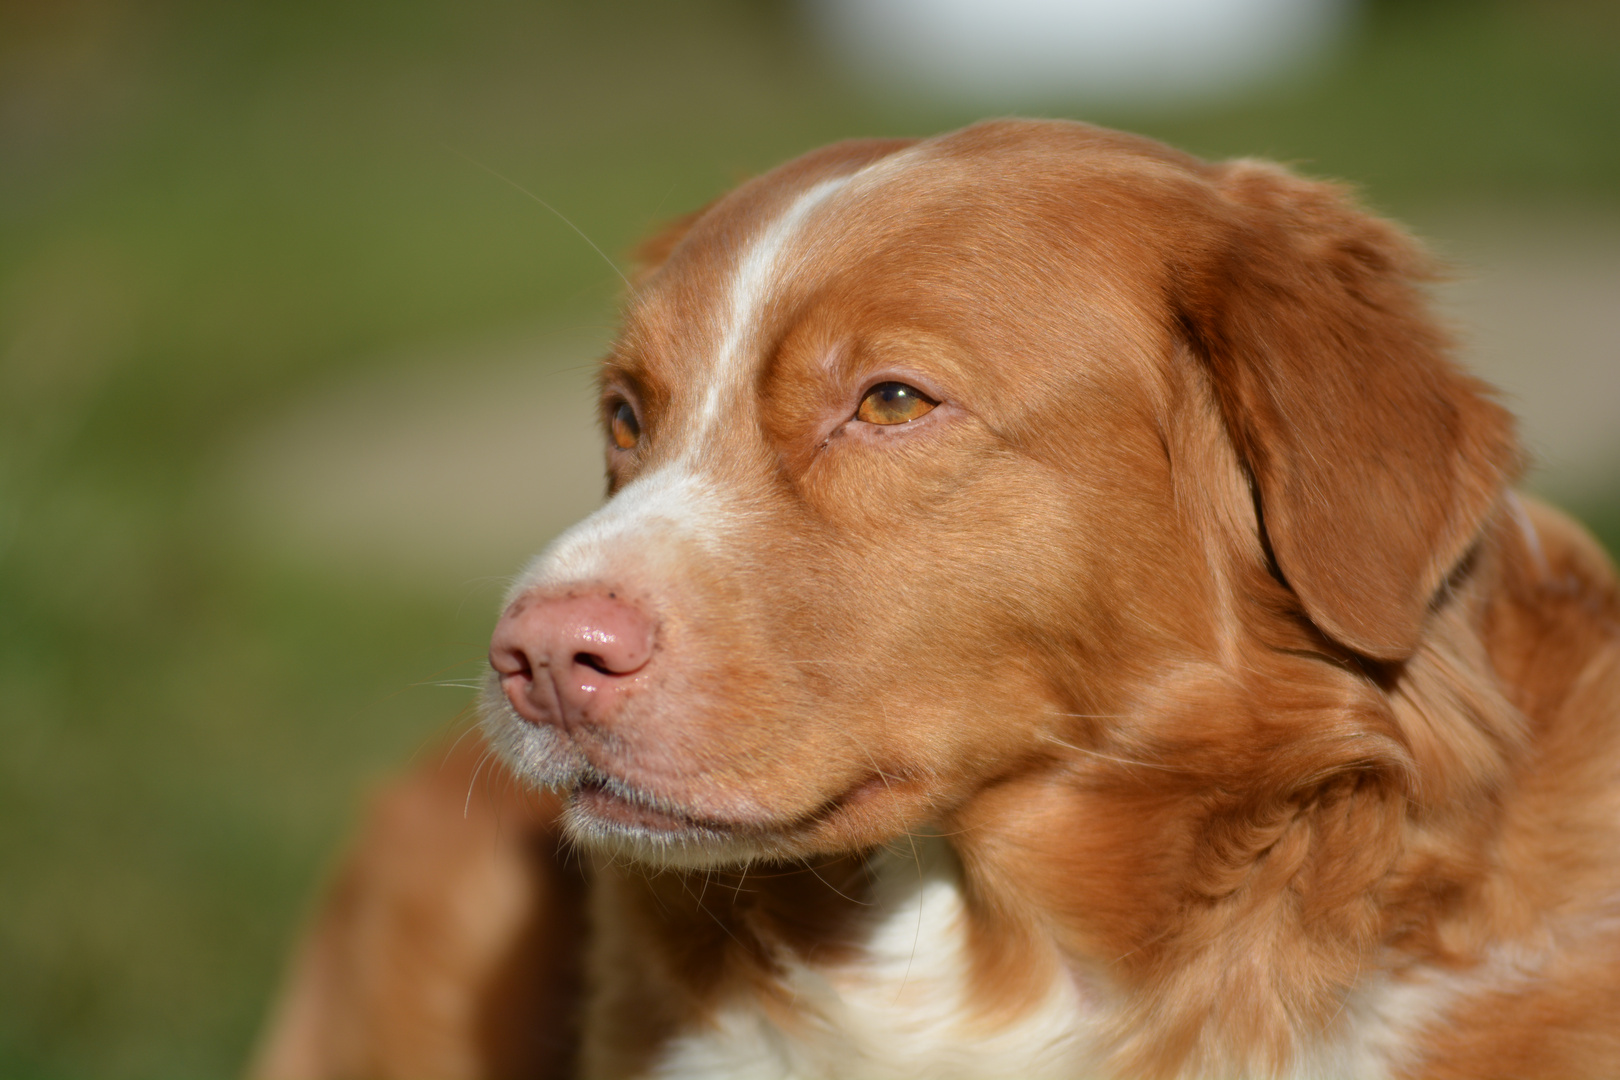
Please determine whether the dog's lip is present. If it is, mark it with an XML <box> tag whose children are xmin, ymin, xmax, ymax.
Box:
<box><xmin>566</xmin><ymin>765</ymin><xmax>903</xmax><ymax>840</ymax></box>
<box><xmin>571</xmin><ymin>776</ymin><xmax>736</xmax><ymax>834</ymax></box>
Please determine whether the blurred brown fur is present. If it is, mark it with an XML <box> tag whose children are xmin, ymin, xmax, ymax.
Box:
<box><xmin>249</xmin><ymin>742</ymin><xmax>585</xmax><ymax>1080</ymax></box>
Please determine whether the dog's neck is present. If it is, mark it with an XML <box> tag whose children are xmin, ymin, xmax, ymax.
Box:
<box><xmin>580</xmin><ymin>821</ymin><xmax>1451</xmax><ymax>1080</ymax></box>
<box><xmin>602</xmin><ymin>837</ymin><xmax>1094</xmax><ymax>1080</ymax></box>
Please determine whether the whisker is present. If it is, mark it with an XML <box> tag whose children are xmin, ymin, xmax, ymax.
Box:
<box><xmin>464</xmin><ymin>747</ymin><xmax>497</xmax><ymax>819</ymax></box>
<box><xmin>454</xmin><ymin>577</ymin><xmax>510</xmax><ymax>625</ymax></box>
<box><xmin>416</xmin><ymin>703</ymin><xmax>479</xmax><ymax>769</ymax></box>
<box><xmin>805</xmin><ymin>861</ymin><xmax>873</xmax><ymax>907</ymax></box>
<box><xmin>446</xmin><ymin>145</ymin><xmax>633</xmax><ymax>293</ymax></box>
<box><xmin>896</xmin><ymin>829</ymin><xmax>926</xmax><ymax>1007</ymax></box>
<box><xmin>1044</xmin><ymin>711</ymin><xmax>1131</xmax><ymax>719</ymax></box>
<box><xmin>1040</xmin><ymin>732</ymin><xmax>1186</xmax><ymax>773</ymax></box>
<box><xmin>443</xmin><ymin>713</ymin><xmax>486</xmax><ymax>760</ymax></box>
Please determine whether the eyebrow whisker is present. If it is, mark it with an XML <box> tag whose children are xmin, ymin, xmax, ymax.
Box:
<box><xmin>446</xmin><ymin>145</ymin><xmax>634</xmax><ymax>294</ymax></box>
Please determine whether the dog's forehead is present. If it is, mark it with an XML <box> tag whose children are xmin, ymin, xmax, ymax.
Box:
<box><xmin>622</xmin><ymin>147</ymin><xmax>930</xmax><ymax>354</ymax></box>
<box><xmin>601</xmin><ymin>127</ymin><xmax>1213</xmax><ymax>498</ymax></box>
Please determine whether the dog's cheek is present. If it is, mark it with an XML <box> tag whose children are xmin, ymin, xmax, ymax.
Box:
<box><xmin>803</xmin><ymin>460</ymin><xmax>1091</xmax><ymax>780</ymax></box>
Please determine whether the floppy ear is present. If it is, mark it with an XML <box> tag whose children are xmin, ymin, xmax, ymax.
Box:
<box><xmin>1178</xmin><ymin>161</ymin><xmax>1519</xmax><ymax>661</ymax></box>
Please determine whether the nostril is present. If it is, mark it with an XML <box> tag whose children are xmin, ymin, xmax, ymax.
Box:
<box><xmin>489</xmin><ymin>643</ymin><xmax>533</xmax><ymax>680</ymax></box>
<box><xmin>575</xmin><ymin>652</ymin><xmax>613</xmax><ymax>676</ymax></box>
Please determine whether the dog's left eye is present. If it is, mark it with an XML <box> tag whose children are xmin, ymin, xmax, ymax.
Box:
<box><xmin>856</xmin><ymin>382</ymin><xmax>937</xmax><ymax>426</ymax></box>
<box><xmin>610</xmin><ymin>402</ymin><xmax>641</xmax><ymax>450</ymax></box>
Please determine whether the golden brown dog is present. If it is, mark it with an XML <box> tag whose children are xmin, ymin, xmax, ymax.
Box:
<box><xmin>252</xmin><ymin>119</ymin><xmax>1620</xmax><ymax>1079</ymax></box>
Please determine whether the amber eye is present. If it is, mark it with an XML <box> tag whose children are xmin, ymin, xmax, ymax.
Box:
<box><xmin>610</xmin><ymin>401</ymin><xmax>640</xmax><ymax>450</ymax></box>
<box><xmin>856</xmin><ymin>382</ymin><xmax>937</xmax><ymax>425</ymax></box>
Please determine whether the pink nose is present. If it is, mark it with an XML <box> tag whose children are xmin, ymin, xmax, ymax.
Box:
<box><xmin>489</xmin><ymin>591</ymin><xmax>655</xmax><ymax>729</ymax></box>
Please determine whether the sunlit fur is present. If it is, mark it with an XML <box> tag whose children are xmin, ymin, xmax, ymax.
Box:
<box><xmin>255</xmin><ymin>120</ymin><xmax>1620</xmax><ymax>1080</ymax></box>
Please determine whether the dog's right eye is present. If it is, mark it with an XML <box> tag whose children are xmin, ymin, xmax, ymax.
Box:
<box><xmin>610</xmin><ymin>402</ymin><xmax>641</xmax><ymax>450</ymax></box>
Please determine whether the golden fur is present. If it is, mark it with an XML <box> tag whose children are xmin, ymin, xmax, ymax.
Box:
<box><xmin>252</xmin><ymin>120</ymin><xmax>1620</xmax><ymax>1079</ymax></box>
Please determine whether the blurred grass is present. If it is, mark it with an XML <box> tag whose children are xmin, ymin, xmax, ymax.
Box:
<box><xmin>1</xmin><ymin>0</ymin><xmax>1617</xmax><ymax>1076</ymax></box>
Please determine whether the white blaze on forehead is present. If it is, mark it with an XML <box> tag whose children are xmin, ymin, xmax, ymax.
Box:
<box><xmin>516</xmin><ymin>157</ymin><xmax>928</xmax><ymax>600</ymax></box>
<box><xmin>689</xmin><ymin>174</ymin><xmax>855</xmax><ymax>451</ymax></box>
<box><xmin>688</xmin><ymin>144</ymin><xmax>935</xmax><ymax>454</ymax></box>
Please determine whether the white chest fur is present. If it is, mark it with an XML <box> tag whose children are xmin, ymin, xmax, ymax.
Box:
<box><xmin>645</xmin><ymin>839</ymin><xmax>1098</xmax><ymax>1080</ymax></box>
<box><xmin>627</xmin><ymin>836</ymin><xmax>1452</xmax><ymax>1080</ymax></box>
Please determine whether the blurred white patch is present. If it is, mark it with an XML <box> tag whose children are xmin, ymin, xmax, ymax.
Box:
<box><xmin>806</xmin><ymin>0</ymin><xmax>1355</xmax><ymax>106</ymax></box>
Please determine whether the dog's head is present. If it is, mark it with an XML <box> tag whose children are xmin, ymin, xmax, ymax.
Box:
<box><xmin>483</xmin><ymin>119</ymin><xmax>1516</xmax><ymax>869</ymax></box>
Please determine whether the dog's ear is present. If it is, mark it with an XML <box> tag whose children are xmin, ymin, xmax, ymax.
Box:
<box><xmin>1179</xmin><ymin>161</ymin><xmax>1518</xmax><ymax>661</ymax></box>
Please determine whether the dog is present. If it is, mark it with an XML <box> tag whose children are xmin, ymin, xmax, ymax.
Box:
<box><xmin>251</xmin><ymin>119</ymin><xmax>1620</xmax><ymax>1079</ymax></box>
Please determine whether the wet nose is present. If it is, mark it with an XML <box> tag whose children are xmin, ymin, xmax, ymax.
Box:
<box><xmin>489</xmin><ymin>591</ymin><xmax>655</xmax><ymax>728</ymax></box>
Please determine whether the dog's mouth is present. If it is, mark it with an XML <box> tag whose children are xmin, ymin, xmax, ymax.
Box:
<box><xmin>559</xmin><ymin>762</ymin><xmax>910</xmax><ymax>870</ymax></box>
<box><xmin>570</xmin><ymin>772</ymin><xmax>739</xmax><ymax>835</ymax></box>
<box><xmin>555</xmin><ymin>767</ymin><xmax>790</xmax><ymax>866</ymax></box>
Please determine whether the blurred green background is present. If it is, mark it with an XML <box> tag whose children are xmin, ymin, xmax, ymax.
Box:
<box><xmin>1</xmin><ymin>1</ymin><xmax>1617</xmax><ymax>1076</ymax></box>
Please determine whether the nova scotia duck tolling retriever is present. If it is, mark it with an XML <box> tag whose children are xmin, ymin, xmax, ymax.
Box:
<box><xmin>251</xmin><ymin>119</ymin><xmax>1620</xmax><ymax>1080</ymax></box>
